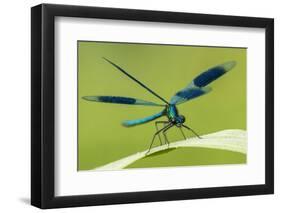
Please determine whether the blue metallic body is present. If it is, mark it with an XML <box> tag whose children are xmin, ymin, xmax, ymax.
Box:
<box><xmin>123</xmin><ymin>105</ymin><xmax>185</xmax><ymax>127</ymax></box>
<box><xmin>122</xmin><ymin>111</ymin><xmax>164</xmax><ymax>127</ymax></box>
<box><xmin>166</xmin><ymin>105</ymin><xmax>185</xmax><ymax>126</ymax></box>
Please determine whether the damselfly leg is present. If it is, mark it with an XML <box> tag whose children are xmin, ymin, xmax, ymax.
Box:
<box><xmin>155</xmin><ymin>121</ymin><xmax>170</xmax><ymax>145</ymax></box>
<box><xmin>146</xmin><ymin>123</ymin><xmax>172</xmax><ymax>155</ymax></box>
<box><xmin>179</xmin><ymin>127</ymin><xmax>187</xmax><ymax>140</ymax></box>
<box><xmin>162</xmin><ymin>124</ymin><xmax>174</xmax><ymax>148</ymax></box>
<box><xmin>182</xmin><ymin>124</ymin><xmax>202</xmax><ymax>139</ymax></box>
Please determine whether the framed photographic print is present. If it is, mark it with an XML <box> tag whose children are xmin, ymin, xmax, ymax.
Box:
<box><xmin>31</xmin><ymin>3</ymin><xmax>274</xmax><ymax>209</ymax></box>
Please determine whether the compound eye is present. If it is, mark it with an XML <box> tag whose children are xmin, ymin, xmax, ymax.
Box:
<box><xmin>180</xmin><ymin>115</ymin><xmax>186</xmax><ymax>123</ymax></box>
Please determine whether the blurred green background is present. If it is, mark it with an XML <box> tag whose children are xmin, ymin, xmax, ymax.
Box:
<box><xmin>78</xmin><ymin>41</ymin><xmax>246</xmax><ymax>170</ymax></box>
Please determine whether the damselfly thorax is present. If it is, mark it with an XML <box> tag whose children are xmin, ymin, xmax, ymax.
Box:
<box><xmin>164</xmin><ymin>105</ymin><xmax>186</xmax><ymax>127</ymax></box>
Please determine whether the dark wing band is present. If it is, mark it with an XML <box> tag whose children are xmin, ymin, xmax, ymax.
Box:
<box><xmin>170</xmin><ymin>87</ymin><xmax>211</xmax><ymax>105</ymax></box>
<box><xmin>82</xmin><ymin>96</ymin><xmax>164</xmax><ymax>107</ymax></box>
<box><xmin>190</xmin><ymin>61</ymin><xmax>236</xmax><ymax>88</ymax></box>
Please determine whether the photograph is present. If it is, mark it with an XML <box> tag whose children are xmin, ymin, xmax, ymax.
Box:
<box><xmin>29</xmin><ymin>2</ymin><xmax>274</xmax><ymax>209</ymax></box>
<box><xmin>78</xmin><ymin>41</ymin><xmax>247</xmax><ymax>171</ymax></box>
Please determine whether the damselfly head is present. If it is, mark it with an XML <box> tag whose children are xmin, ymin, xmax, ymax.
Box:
<box><xmin>175</xmin><ymin>115</ymin><xmax>185</xmax><ymax>127</ymax></box>
<box><xmin>179</xmin><ymin>115</ymin><xmax>185</xmax><ymax>123</ymax></box>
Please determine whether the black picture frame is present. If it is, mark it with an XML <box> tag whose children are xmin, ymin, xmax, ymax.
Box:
<box><xmin>31</xmin><ymin>3</ymin><xmax>274</xmax><ymax>209</ymax></box>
